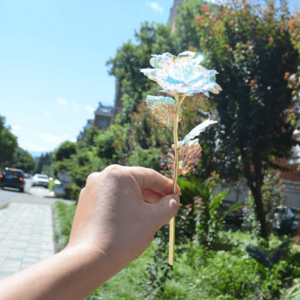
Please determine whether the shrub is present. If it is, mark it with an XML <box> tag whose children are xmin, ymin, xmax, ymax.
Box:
<box><xmin>52</xmin><ymin>201</ymin><xmax>76</xmax><ymax>252</ymax></box>
<box><xmin>200</xmin><ymin>251</ymin><xmax>260</xmax><ymax>300</ymax></box>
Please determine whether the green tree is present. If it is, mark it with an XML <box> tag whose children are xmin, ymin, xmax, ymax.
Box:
<box><xmin>0</xmin><ymin>115</ymin><xmax>18</xmax><ymax>168</ymax></box>
<box><xmin>53</xmin><ymin>141</ymin><xmax>77</xmax><ymax>162</ymax></box>
<box><xmin>35</xmin><ymin>153</ymin><xmax>52</xmax><ymax>174</ymax></box>
<box><xmin>173</xmin><ymin>0</ymin><xmax>205</xmax><ymax>53</ymax></box>
<box><xmin>194</xmin><ymin>0</ymin><xmax>300</xmax><ymax>238</ymax></box>
<box><xmin>106</xmin><ymin>22</ymin><xmax>177</xmax><ymax>125</ymax></box>
<box><xmin>13</xmin><ymin>147</ymin><xmax>35</xmax><ymax>173</ymax></box>
<box><xmin>93</xmin><ymin>124</ymin><xmax>126</xmax><ymax>163</ymax></box>
<box><xmin>83</xmin><ymin>125</ymin><xmax>100</xmax><ymax>148</ymax></box>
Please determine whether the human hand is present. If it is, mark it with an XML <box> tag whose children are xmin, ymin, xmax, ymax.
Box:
<box><xmin>68</xmin><ymin>165</ymin><xmax>180</xmax><ymax>273</ymax></box>
<box><xmin>0</xmin><ymin>165</ymin><xmax>179</xmax><ymax>300</ymax></box>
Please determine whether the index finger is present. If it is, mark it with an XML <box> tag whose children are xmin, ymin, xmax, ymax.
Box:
<box><xmin>126</xmin><ymin>166</ymin><xmax>180</xmax><ymax>195</ymax></box>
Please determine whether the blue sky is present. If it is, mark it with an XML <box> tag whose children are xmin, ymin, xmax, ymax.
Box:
<box><xmin>0</xmin><ymin>0</ymin><xmax>173</xmax><ymax>156</ymax></box>
<box><xmin>0</xmin><ymin>0</ymin><xmax>299</xmax><ymax>157</ymax></box>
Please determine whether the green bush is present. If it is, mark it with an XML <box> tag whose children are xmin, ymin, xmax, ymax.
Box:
<box><xmin>52</xmin><ymin>201</ymin><xmax>76</xmax><ymax>252</ymax></box>
<box><xmin>52</xmin><ymin>195</ymin><xmax>300</xmax><ymax>299</ymax></box>
<box><xmin>200</xmin><ymin>251</ymin><xmax>260</xmax><ymax>300</ymax></box>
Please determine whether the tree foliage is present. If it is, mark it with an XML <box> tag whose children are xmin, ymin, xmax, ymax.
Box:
<box><xmin>83</xmin><ymin>125</ymin><xmax>100</xmax><ymax>148</ymax></box>
<box><xmin>35</xmin><ymin>153</ymin><xmax>51</xmax><ymax>174</ymax></box>
<box><xmin>194</xmin><ymin>0</ymin><xmax>300</xmax><ymax>238</ymax></box>
<box><xmin>106</xmin><ymin>22</ymin><xmax>177</xmax><ymax>124</ymax></box>
<box><xmin>53</xmin><ymin>141</ymin><xmax>77</xmax><ymax>162</ymax></box>
<box><xmin>0</xmin><ymin>115</ymin><xmax>18</xmax><ymax>168</ymax></box>
<box><xmin>50</xmin><ymin>0</ymin><xmax>300</xmax><ymax>241</ymax></box>
<box><xmin>13</xmin><ymin>147</ymin><xmax>35</xmax><ymax>173</ymax></box>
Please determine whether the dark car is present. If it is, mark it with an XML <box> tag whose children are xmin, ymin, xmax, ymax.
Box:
<box><xmin>218</xmin><ymin>200</ymin><xmax>244</xmax><ymax>227</ymax></box>
<box><xmin>0</xmin><ymin>168</ymin><xmax>25</xmax><ymax>192</ymax></box>
<box><xmin>273</xmin><ymin>206</ymin><xmax>298</xmax><ymax>236</ymax></box>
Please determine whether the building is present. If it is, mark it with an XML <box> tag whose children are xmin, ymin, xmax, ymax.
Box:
<box><xmin>77</xmin><ymin>79</ymin><xmax>123</xmax><ymax>142</ymax></box>
<box><xmin>168</xmin><ymin>0</ymin><xmax>188</xmax><ymax>32</ymax></box>
<box><xmin>93</xmin><ymin>79</ymin><xmax>123</xmax><ymax>130</ymax></box>
<box><xmin>94</xmin><ymin>102</ymin><xmax>114</xmax><ymax>130</ymax></box>
<box><xmin>77</xmin><ymin>119</ymin><xmax>94</xmax><ymax>141</ymax></box>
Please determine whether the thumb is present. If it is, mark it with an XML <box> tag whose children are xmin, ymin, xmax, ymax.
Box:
<box><xmin>151</xmin><ymin>194</ymin><xmax>180</xmax><ymax>230</ymax></box>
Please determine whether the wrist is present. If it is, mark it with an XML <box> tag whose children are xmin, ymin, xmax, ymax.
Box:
<box><xmin>64</xmin><ymin>242</ymin><xmax>129</xmax><ymax>286</ymax></box>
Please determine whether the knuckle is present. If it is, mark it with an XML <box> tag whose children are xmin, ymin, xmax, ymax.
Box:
<box><xmin>103</xmin><ymin>164</ymin><xmax>124</xmax><ymax>179</ymax></box>
<box><xmin>86</xmin><ymin>172</ymin><xmax>98</xmax><ymax>183</ymax></box>
<box><xmin>104</xmin><ymin>164</ymin><xmax>121</xmax><ymax>173</ymax></box>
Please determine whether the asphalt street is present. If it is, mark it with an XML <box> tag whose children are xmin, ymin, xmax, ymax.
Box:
<box><xmin>0</xmin><ymin>178</ymin><xmax>32</xmax><ymax>206</ymax></box>
<box><xmin>0</xmin><ymin>179</ymin><xmax>75</xmax><ymax>206</ymax></box>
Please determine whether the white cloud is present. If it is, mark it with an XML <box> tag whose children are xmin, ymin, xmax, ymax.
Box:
<box><xmin>43</xmin><ymin>110</ymin><xmax>51</xmax><ymax>116</ymax></box>
<box><xmin>56</xmin><ymin>97</ymin><xmax>68</xmax><ymax>106</ymax></box>
<box><xmin>71</xmin><ymin>101</ymin><xmax>78</xmax><ymax>110</ymax></box>
<box><xmin>12</xmin><ymin>125</ymin><xmax>23</xmax><ymax>131</ymax></box>
<box><xmin>85</xmin><ymin>105</ymin><xmax>94</xmax><ymax>114</ymax></box>
<box><xmin>146</xmin><ymin>2</ymin><xmax>163</xmax><ymax>13</ymax></box>
<box><xmin>39</xmin><ymin>133</ymin><xmax>64</xmax><ymax>144</ymax></box>
<box><xmin>20</xmin><ymin>142</ymin><xmax>50</xmax><ymax>152</ymax></box>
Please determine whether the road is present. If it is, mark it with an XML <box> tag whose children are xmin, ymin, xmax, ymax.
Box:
<box><xmin>0</xmin><ymin>179</ymin><xmax>75</xmax><ymax>206</ymax></box>
<box><xmin>0</xmin><ymin>178</ymin><xmax>32</xmax><ymax>206</ymax></box>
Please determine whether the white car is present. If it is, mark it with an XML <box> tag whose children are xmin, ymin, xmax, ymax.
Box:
<box><xmin>32</xmin><ymin>174</ymin><xmax>49</xmax><ymax>188</ymax></box>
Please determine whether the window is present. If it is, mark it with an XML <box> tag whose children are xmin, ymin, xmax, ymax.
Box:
<box><xmin>119</xmin><ymin>91</ymin><xmax>124</xmax><ymax>103</ymax></box>
<box><xmin>99</xmin><ymin>108</ymin><xmax>112</xmax><ymax>114</ymax></box>
<box><xmin>97</xmin><ymin>117</ymin><xmax>107</xmax><ymax>128</ymax></box>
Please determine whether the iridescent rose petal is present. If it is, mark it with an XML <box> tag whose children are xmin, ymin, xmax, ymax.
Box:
<box><xmin>145</xmin><ymin>96</ymin><xmax>181</xmax><ymax>127</ymax></box>
<box><xmin>182</xmin><ymin>119</ymin><xmax>217</xmax><ymax>145</ymax></box>
<box><xmin>141</xmin><ymin>52</ymin><xmax>222</xmax><ymax>96</ymax></box>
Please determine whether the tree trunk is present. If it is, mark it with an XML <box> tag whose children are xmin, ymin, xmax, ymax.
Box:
<box><xmin>296</xmin><ymin>209</ymin><xmax>300</xmax><ymax>243</ymax></box>
<box><xmin>247</xmin><ymin>157</ymin><xmax>269</xmax><ymax>240</ymax></box>
<box><xmin>249</xmin><ymin>181</ymin><xmax>268</xmax><ymax>239</ymax></box>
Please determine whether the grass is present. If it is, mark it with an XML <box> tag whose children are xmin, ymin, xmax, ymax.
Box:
<box><xmin>52</xmin><ymin>201</ymin><xmax>300</xmax><ymax>300</ymax></box>
<box><xmin>52</xmin><ymin>201</ymin><xmax>76</xmax><ymax>252</ymax></box>
<box><xmin>0</xmin><ymin>203</ymin><xmax>10</xmax><ymax>210</ymax></box>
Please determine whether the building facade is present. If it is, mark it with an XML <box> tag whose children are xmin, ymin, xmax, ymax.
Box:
<box><xmin>77</xmin><ymin>79</ymin><xmax>123</xmax><ymax>141</ymax></box>
<box><xmin>168</xmin><ymin>0</ymin><xmax>188</xmax><ymax>32</ymax></box>
<box><xmin>94</xmin><ymin>102</ymin><xmax>114</xmax><ymax>130</ymax></box>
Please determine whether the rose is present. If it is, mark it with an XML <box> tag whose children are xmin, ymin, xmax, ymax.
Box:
<box><xmin>140</xmin><ymin>51</ymin><xmax>222</xmax><ymax>96</ymax></box>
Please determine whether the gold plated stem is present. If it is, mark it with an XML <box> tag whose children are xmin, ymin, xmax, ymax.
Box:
<box><xmin>168</xmin><ymin>94</ymin><xmax>181</xmax><ymax>265</ymax></box>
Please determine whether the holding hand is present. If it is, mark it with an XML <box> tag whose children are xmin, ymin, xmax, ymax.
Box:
<box><xmin>0</xmin><ymin>165</ymin><xmax>179</xmax><ymax>300</ymax></box>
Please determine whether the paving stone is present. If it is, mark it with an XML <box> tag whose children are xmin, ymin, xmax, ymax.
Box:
<box><xmin>8</xmin><ymin>250</ymin><xmax>26</xmax><ymax>257</ymax></box>
<box><xmin>6</xmin><ymin>257</ymin><xmax>23</xmax><ymax>262</ymax></box>
<box><xmin>0</xmin><ymin>203</ymin><xmax>55</xmax><ymax>279</ymax></box>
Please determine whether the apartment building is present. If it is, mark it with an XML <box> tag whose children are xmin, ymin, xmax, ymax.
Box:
<box><xmin>169</xmin><ymin>0</ymin><xmax>188</xmax><ymax>32</ymax></box>
<box><xmin>77</xmin><ymin>79</ymin><xmax>123</xmax><ymax>141</ymax></box>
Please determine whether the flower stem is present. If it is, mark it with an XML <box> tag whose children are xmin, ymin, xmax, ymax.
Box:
<box><xmin>168</xmin><ymin>94</ymin><xmax>181</xmax><ymax>265</ymax></box>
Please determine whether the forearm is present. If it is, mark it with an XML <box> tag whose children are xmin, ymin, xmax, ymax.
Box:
<box><xmin>0</xmin><ymin>244</ymin><xmax>123</xmax><ymax>300</ymax></box>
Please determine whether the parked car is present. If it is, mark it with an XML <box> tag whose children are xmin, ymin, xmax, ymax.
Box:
<box><xmin>273</xmin><ymin>205</ymin><xmax>298</xmax><ymax>236</ymax></box>
<box><xmin>53</xmin><ymin>180</ymin><xmax>65</xmax><ymax>197</ymax></box>
<box><xmin>0</xmin><ymin>168</ymin><xmax>25</xmax><ymax>192</ymax></box>
<box><xmin>218</xmin><ymin>200</ymin><xmax>244</xmax><ymax>227</ymax></box>
<box><xmin>32</xmin><ymin>174</ymin><xmax>49</xmax><ymax>188</ymax></box>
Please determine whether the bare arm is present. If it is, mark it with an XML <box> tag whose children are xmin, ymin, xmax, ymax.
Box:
<box><xmin>0</xmin><ymin>165</ymin><xmax>179</xmax><ymax>300</ymax></box>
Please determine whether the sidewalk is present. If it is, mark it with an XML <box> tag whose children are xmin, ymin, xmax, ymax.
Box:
<box><xmin>0</xmin><ymin>203</ymin><xmax>55</xmax><ymax>280</ymax></box>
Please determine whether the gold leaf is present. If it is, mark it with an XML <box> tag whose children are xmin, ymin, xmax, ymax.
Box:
<box><xmin>166</xmin><ymin>141</ymin><xmax>202</xmax><ymax>176</ymax></box>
